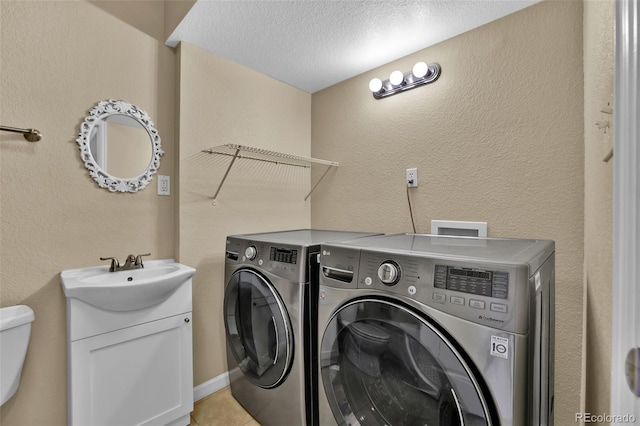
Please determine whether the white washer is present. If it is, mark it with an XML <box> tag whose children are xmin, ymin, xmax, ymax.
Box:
<box><xmin>317</xmin><ymin>233</ymin><xmax>555</xmax><ymax>425</ymax></box>
<box><xmin>224</xmin><ymin>229</ymin><xmax>381</xmax><ymax>426</ymax></box>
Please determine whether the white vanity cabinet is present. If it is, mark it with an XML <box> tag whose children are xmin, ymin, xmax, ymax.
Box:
<box><xmin>70</xmin><ymin>313</ymin><xmax>192</xmax><ymax>426</ymax></box>
<box><xmin>61</xmin><ymin>260</ymin><xmax>195</xmax><ymax>426</ymax></box>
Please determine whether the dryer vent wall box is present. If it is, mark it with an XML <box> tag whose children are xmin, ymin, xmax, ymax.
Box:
<box><xmin>431</xmin><ymin>220</ymin><xmax>487</xmax><ymax>237</ymax></box>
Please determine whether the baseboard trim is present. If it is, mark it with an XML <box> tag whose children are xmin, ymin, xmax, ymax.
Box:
<box><xmin>193</xmin><ymin>371</ymin><xmax>230</xmax><ymax>402</ymax></box>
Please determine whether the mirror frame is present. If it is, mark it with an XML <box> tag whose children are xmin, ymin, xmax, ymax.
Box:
<box><xmin>76</xmin><ymin>99</ymin><xmax>164</xmax><ymax>192</ymax></box>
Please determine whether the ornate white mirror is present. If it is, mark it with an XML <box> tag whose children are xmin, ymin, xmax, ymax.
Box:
<box><xmin>76</xmin><ymin>100</ymin><xmax>163</xmax><ymax>192</ymax></box>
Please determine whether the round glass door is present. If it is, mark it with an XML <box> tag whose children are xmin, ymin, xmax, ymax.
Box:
<box><xmin>320</xmin><ymin>299</ymin><xmax>493</xmax><ymax>426</ymax></box>
<box><xmin>224</xmin><ymin>269</ymin><xmax>293</xmax><ymax>388</ymax></box>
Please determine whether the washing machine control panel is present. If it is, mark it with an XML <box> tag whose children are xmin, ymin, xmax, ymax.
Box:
<box><xmin>353</xmin><ymin>250</ymin><xmax>528</xmax><ymax>333</ymax></box>
<box><xmin>226</xmin><ymin>237</ymin><xmax>306</xmax><ymax>283</ymax></box>
<box><xmin>433</xmin><ymin>265</ymin><xmax>509</xmax><ymax>299</ymax></box>
<box><xmin>269</xmin><ymin>246</ymin><xmax>298</xmax><ymax>264</ymax></box>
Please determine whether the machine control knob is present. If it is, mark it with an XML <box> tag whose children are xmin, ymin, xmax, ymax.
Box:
<box><xmin>245</xmin><ymin>246</ymin><xmax>257</xmax><ymax>260</ymax></box>
<box><xmin>378</xmin><ymin>261</ymin><xmax>400</xmax><ymax>286</ymax></box>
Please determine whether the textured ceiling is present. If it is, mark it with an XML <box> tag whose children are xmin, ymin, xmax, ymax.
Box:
<box><xmin>166</xmin><ymin>0</ymin><xmax>540</xmax><ymax>93</ymax></box>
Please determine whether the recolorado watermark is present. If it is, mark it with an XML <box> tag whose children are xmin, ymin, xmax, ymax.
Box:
<box><xmin>575</xmin><ymin>412</ymin><xmax>637</xmax><ymax>423</ymax></box>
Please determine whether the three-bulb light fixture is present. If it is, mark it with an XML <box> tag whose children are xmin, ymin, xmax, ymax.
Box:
<box><xmin>369</xmin><ymin>62</ymin><xmax>441</xmax><ymax>99</ymax></box>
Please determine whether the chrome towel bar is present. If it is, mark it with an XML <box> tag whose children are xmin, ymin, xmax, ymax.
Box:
<box><xmin>0</xmin><ymin>125</ymin><xmax>42</xmax><ymax>142</ymax></box>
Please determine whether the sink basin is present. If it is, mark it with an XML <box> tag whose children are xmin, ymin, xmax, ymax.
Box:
<box><xmin>60</xmin><ymin>259</ymin><xmax>196</xmax><ymax>312</ymax></box>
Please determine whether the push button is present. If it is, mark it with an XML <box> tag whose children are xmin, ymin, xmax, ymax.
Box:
<box><xmin>432</xmin><ymin>293</ymin><xmax>446</xmax><ymax>304</ymax></box>
<box><xmin>490</xmin><ymin>303</ymin><xmax>508</xmax><ymax>313</ymax></box>
<box><xmin>469</xmin><ymin>299</ymin><xmax>485</xmax><ymax>309</ymax></box>
<box><xmin>450</xmin><ymin>296</ymin><xmax>465</xmax><ymax>306</ymax></box>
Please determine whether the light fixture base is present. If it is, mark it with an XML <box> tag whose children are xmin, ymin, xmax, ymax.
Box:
<box><xmin>372</xmin><ymin>63</ymin><xmax>441</xmax><ymax>99</ymax></box>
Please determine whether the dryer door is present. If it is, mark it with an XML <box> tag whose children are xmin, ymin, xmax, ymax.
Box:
<box><xmin>224</xmin><ymin>269</ymin><xmax>293</xmax><ymax>388</ymax></box>
<box><xmin>320</xmin><ymin>299</ymin><xmax>494</xmax><ymax>426</ymax></box>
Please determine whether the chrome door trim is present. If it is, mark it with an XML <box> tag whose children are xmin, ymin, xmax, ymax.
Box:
<box><xmin>271</xmin><ymin>316</ymin><xmax>279</xmax><ymax>366</ymax></box>
<box><xmin>451</xmin><ymin>388</ymin><xmax>465</xmax><ymax>426</ymax></box>
<box><xmin>225</xmin><ymin>267</ymin><xmax>293</xmax><ymax>388</ymax></box>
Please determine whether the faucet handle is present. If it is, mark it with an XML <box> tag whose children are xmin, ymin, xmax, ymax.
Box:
<box><xmin>100</xmin><ymin>257</ymin><xmax>120</xmax><ymax>272</ymax></box>
<box><xmin>135</xmin><ymin>253</ymin><xmax>151</xmax><ymax>267</ymax></box>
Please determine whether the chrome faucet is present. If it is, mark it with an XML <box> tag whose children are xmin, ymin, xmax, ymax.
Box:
<box><xmin>99</xmin><ymin>256</ymin><xmax>120</xmax><ymax>272</ymax></box>
<box><xmin>100</xmin><ymin>253</ymin><xmax>151</xmax><ymax>272</ymax></box>
<box><xmin>122</xmin><ymin>254</ymin><xmax>137</xmax><ymax>270</ymax></box>
<box><xmin>134</xmin><ymin>253</ymin><xmax>151</xmax><ymax>268</ymax></box>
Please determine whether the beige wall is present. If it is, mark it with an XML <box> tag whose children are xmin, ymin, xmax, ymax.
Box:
<box><xmin>311</xmin><ymin>1</ymin><xmax>585</xmax><ymax>424</ymax></box>
<box><xmin>0</xmin><ymin>1</ymin><xmax>175</xmax><ymax>424</ymax></box>
<box><xmin>583</xmin><ymin>0</ymin><xmax>614</xmax><ymax>418</ymax></box>
<box><xmin>176</xmin><ymin>42</ymin><xmax>312</xmax><ymax>385</ymax></box>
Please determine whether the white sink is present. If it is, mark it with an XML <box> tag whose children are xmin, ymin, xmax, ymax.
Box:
<box><xmin>60</xmin><ymin>259</ymin><xmax>196</xmax><ymax>312</ymax></box>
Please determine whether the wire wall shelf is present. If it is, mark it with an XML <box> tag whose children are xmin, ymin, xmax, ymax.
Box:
<box><xmin>202</xmin><ymin>144</ymin><xmax>339</xmax><ymax>204</ymax></box>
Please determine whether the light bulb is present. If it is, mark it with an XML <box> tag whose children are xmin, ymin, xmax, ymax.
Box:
<box><xmin>389</xmin><ymin>70</ymin><xmax>404</xmax><ymax>86</ymax></box>
<box><xmin>369</xmin><ymin>78</ymin><xmax>383</xmax><ymax>93</ymax></box>
<box><xmin>412</xmin><ymin>62</ymin><xmax>429</xmax><ymax>79</ymax></box>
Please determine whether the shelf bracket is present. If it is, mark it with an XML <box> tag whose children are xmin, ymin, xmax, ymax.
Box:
<box><xmin>212</xmin><ymin>147</ymin><xmax>241</xmax><ymax>204</ymax></box>
<box><xmin>304</xmin><ymin>164</ymin><xmax>335</xmax><ymax>202</ymax></box>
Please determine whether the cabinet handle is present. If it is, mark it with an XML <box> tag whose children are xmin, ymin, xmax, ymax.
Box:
<box><xmin>184</xmin><ymin>318</ymin><xmax>190</xmax><ymax>323</ymax></box>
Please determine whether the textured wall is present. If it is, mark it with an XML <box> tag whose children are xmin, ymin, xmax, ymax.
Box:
<box><xmin>176</xmin><ymin>42</ymin><xmax>312</xmax><ymax>385</ymax></box>
<box><xmin>583</xmin><ymin>0</ymin><xmax>614</xmax><ymax>419</ymax></box>
<box><xmin>0</xmin><ymin>1</ymin><xmax>175</xmax><ymax>424</ymax></box>
<box><xmin>311</xmin><ymin>1</ymin><xmax>585</xmax><ymax>423</ymax></box>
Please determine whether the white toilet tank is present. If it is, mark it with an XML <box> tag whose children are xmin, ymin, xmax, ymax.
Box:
<box><xmin>0</xmin><ymin>305</ymin><xmax>35</xmax><ymax>406</ymax></box>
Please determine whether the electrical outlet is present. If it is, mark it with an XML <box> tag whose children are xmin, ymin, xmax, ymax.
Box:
<box><xmin>406</xmin><ymin>168</ymin><xmax>418</xmax><ymax>187</ymax></box>
<box><xmin>157</xmin><ymin>175</ymin><xmax>170</xmax><ymax>195</ymax></box>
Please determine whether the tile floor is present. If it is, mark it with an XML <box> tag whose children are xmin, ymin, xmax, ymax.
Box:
<box><xmin>190</xmin><ymin>387</ymin><xmax>260</xmax><ymax>426</ymax></box>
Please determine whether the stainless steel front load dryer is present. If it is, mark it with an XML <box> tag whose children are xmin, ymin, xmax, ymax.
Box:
<box><xmin>224</xmin><ymin>230</ymin><xmax>381</xmax><ymax>426</ymax></box>
<box><xmin>317</xmin><ymin>234</ymin><xmax>555</xmax><ymax>426</ymax></box>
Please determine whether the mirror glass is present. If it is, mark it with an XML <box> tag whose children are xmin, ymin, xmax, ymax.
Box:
<box><xmin>77</xmin><ymin>100</ymin><xmax>163</xmax><ymax>192</ymax></box>
<box><xmin>89</xmin><ymin>115</ymin><xmax>152</xmax><ymax>179</ymax></box>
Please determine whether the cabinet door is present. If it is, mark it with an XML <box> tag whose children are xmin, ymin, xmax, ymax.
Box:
<box><xmin>70</xmin><ymin>313</ymin><xmax>193</xmax><ymax>426</ymax></box>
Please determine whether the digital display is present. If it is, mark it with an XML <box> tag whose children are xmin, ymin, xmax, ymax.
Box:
<box><xmin>270</xmin><ymin>247</ymin><xmax>298</xmax><ymax>264</ymax></box>
<box><xmin>433</xmin><ymin>265</ymin><xmax>508</xmax><ymax>299</ymax></box>
<box><xmin>449</xmin><ymin>268</ymin><xmax>492</xmax><ymax>281</ymax></box>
